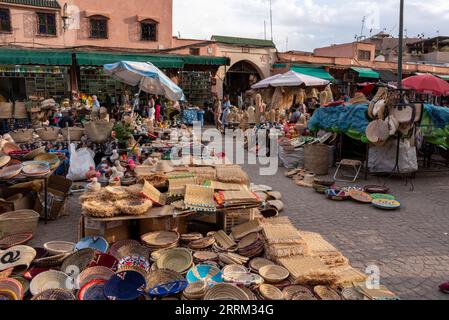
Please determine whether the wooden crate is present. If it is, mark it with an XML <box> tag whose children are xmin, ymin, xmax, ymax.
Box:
<box><xmin>221</xmin><ymin>208</ymin><xmax>257</xmax><ymax>234</ymax></box>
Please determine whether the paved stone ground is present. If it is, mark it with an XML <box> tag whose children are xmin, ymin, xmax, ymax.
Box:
<box><xmin>29</xmin><ymin>140</ymin><xmax>449</xmax><ymax>300</ymax></box>
<box><xmin>242</xmin><ymin>161</ymin><xmax>449</xmax><ymax>300</ymax></box>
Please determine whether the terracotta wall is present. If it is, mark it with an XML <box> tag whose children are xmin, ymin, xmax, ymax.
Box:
<box><xmin>0</xmin><ymin>0</ymin><xmax>173</xmax><ymax>50</ymax></box>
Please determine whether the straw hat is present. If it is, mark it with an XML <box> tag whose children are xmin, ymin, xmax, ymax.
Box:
<box><xmin>0</xmin><ymin>245</ymin><xmax>36</xmax><ymax>272</ymax></box>
<box><xmin>349</xmin><ymin>93</ymin><xmax>368</xmax><ymax>105</ymax></box>
<box><xmin>295</xmin><ymin>173</ymin><xmax>316</xmax><ymax>188</ymax></box>
<box><xmin>385</xmin><ymin>115</ymin><xmax>399</xmax><ymax>136</ymax></box>
<box><xmin>154</xmin><ymin>160</ymin><xmax>174</xmax><ymax>173</ymax></box>
<box><xmin>366</xmin><ymin>120</ymin><xmax>390</xmax><ymax>145</ymax></box>
<box><xmin>0</xmin><ymin>155</ymin><xmax>10</xmax><ymax>168</ymax></box>
<box><xmin>391</xmin><ymin>105</ymin><xmax>413</xmax><ymax>124</ymax></box>
<box><xmin>372</xmin><ymin>100</ymin><xmax>386</xmax><ymax>120</ymax></box>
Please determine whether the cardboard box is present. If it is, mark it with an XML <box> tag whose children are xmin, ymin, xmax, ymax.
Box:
<box><xmin>35</xmin><ymin>175</ymin><xmax>72</xmax><ymax>220</ymax></box>
<box><xmin>0</xmin><ymin>187</ymin><xmax>35</xmax><ymax>213</ymax></box>
<box><xmin>138</xmin><ymin>216</ymin><xmax>188</xmax><ymax>235</ymax></box>
<box><xmin>81</xmin><ymin>216</ymin><xmax>131</xmax><ymax>244</ymax></box>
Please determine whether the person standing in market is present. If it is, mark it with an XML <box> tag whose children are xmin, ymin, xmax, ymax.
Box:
<box><xmin>155</xmin><ymin>95</ymin><xmax>162</xmax><ymax>124</ymax></box>
<box><xmin>221</xmin><ymin>94</ymin><xmax>231</xmax><ymax>129</ymax></box>
<box><xmin>214</xmin><ymin>98</ymin><xmax>222</xmax><ymax>130</ymax></box>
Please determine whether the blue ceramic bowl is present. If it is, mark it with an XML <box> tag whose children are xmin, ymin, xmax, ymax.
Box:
<box><xmin>75</xmin><ymin>236</ymin><xmax>109</xmax><ymax>253</ymax></box>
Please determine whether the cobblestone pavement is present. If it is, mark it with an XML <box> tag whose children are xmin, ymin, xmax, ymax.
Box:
<box><xmin>243</xmin><ymin>161</ymin><xmax>449</xmax><ymax>300</ymax></box>
<box><xmin>30</xmin><ymin>146</ymin><xmax>449</xmax><ymax>300</ymax></box>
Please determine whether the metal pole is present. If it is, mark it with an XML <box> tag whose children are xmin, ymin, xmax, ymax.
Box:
<box><xmin>270</xmin><ymin>0</ymin><xmax>273</xmax><ymax>41</ymax></box>
<box><xmin>397</xmin><ymin>0</ymin><xmax>404</xmax><ymax>89</ymax></box>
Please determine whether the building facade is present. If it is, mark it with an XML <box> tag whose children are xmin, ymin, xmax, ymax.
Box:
<box><xmin>0</xmin><ymin>0</ymin><xmax>173</xmax><ymax>50</ymax></box>
<box><xmin>0</xmin><ymin>0</ymin><xmax>229</xmax><ymax>104</ymax></box>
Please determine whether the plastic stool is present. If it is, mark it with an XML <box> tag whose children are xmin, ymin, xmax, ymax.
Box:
<box><xmin>334</xmin><ymin>159</ymin><xmax>363</xmax><ymax>182</ymax></box>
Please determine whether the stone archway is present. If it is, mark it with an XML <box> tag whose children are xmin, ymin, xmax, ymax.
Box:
<box><xmin>224</xmin><ymin>60</ymin><xmax>263</xmax><ymax>105</ymax></box>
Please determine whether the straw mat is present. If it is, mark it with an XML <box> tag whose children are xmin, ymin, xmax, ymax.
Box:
<box><xmin>184</xmin><ymin>184</ymin><xmax>216</xmax><ymax>212</ymax></box>
<box><xmin>231</xmin><ymin>220</ymin><xmax>262</xmax><ymax>240</ymax></box>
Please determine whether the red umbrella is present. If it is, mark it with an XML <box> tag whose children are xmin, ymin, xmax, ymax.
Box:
<box><xmin>402</xmin><ymin>74</ymin><xmax>449</xmax><ymax>96</ymax></box>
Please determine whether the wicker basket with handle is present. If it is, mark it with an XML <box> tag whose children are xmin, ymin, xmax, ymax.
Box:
<box><xmin>0</xmin><ymin>102</ymin><xmax>13</xmax><ymax>119</ymax></box>
<box><xmin>0</xmin><ymin>209</ymin><xmax>40</xmax><ymax>238</ymax></box>
<box><xmin>84</xmin><ymin>120</ymin><xmax>114</xmax><ymax>143</ymax></box>
<box><xmin>13</xmin><ymin>101</ymin><xmax>28</xmax><ymax>119</ymax></box>
<box><xmin>9</xmin><ymin>129</ymin><xmax>34</xmax><ymax>143</ymax></box>
<box><xmin>36</xmin><ymin>127</ymin><xmax>60</xmax><ymax>141</ymax></box>
<box><xmin>61</xmin><ymin>127</ymin><xmax>85</xmax><ymax>141</ymax></box>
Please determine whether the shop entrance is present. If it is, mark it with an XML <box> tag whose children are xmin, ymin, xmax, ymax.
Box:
<box><xmin>0</xmin><ymin>77</ymin><xmax>26</xmax><ymax>101</ymax></box>
<box><xmin>225</xmin><ymin>60</ymin><xmax>262</xmax><ymax>105</ymax></box>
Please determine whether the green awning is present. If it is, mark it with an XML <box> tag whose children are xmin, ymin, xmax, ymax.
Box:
<box><xmin>351</xmin><ymin>67</ymin><xmax>380</xmax><ymax>79</ymax></box>
<box><xmin>273</xmin><ymin>63</ymin><xmax>287</xmax><ymax>69</ymax></box>
<box><xmin>291</xmin><ymin>66</ymin><xmax>335</xmax><ymax>81</ymax></box>
<box><xmin>76</xmin><ymin>52</ymin><xmax>229</xmax><ymax>68</ymax></box>
<box><xmin>182</xmin><ymin>55</ymin><xmax>230</xmax><ymax>66</ymax></box>
<box><xmin>0</xmin><ymin>48</ymin><xmax>72</xmax><ymax>65</ymax></box>
<box><xmin>437</xmin><ymin>75</ymin><xmax>449</xmax><ymax>81</ymax></box>
<box><xmin>76</xmin><ymin>52</ymin><xmax>185</xmax><ymax>68</ymax></box>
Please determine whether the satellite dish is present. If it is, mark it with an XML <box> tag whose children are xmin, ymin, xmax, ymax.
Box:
<box><xmin>374</xmin><ymin>55</ymin><xmax>386</xmax><ymax>62</ymax></box>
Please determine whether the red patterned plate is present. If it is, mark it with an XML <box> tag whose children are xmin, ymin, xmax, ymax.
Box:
<box><xmin>0</xmin><ymin>233</ymin><xmax>33</xmax><ymax>249</ymax></box>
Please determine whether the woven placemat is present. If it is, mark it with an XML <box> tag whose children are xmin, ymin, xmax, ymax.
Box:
<box><xmin>216</xmin><ymin>165</ymin><xmax>249</xmax><ymax>184</ymax></box>
<box><xmin>207</xmin><ymin>181</ymin><xmax>247</xmax><ymax>191</ymax></box>
<box><xmin>277</xmin><ymin>256</ymin><xmax>335</xmax><ymax>284</ymax></box>
<box><xmin>331</xmin><ymin>265</ymin><xmax>368</xmax><ymax>286</ymax></box>
<box><xmin>168</xmin><ymin>176</ymin><xmax>198</xmax><ymax>195</ymax></box>
<box><xmin>184</xmin><ymin>184</ymin><xmax>216</xmax><ymax>212</ymax></box>
<box><xmin>265</xmin><ymin>242</ymin><xmax>307</xmax><ymax>259</ymax></box>
<box><xmin>300</xmin><ymin>232</ymin><xmax>339</xmax><ymax>255</ymax></box>
<box><xmin>140</xmin><ymin>181</ymin><xmax>166</xmax><ymax>206</ymax></box>
<box><xmin>212</xmin><ymin>230</ymin><xmax>236</xmax><ymax>250</ymax></box>
<box><xmin>231</xmin><ymin>220</ymin><xmax>262</xmax><ymax>240</ymax></box>
<box><xmin>188</xmin><ymin>167</ymin><xmax>216</xmax><ymax>184</ymax></box>
<box><xmin>262</xmin><ymin>224</ymin><xmax>303</xmax><ymax>245</ymax></box>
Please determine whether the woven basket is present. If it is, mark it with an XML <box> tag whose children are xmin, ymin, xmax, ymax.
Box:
<box><xmin>30</xmin><ymin>270</ymin><xmax>72</xmax><ymax>296</ymax></box>
<box><xmin>0</xmin><ymin>209</ymin><xmax>40</xmax><ymax>238</ymax></box>
<box><xmin>77</xmin><ymin>266</ymin><xmax>114</xmax><ymax>289</ymax></box>
<box><xmin>36</xmin><ymin>127</ymin><xmax>60</xmax><ymax>141</ymax></box>
<box><xmin>313</xmin><ymin>285</ymin><xmax>342</xmax><ymax>300</ymax></box>
<box><xmin>0</xmin><ymin>102</ymin><xmax>13</xmax><ymax>119</ymax></box>
<box><xmin>84</xmin><ymin>120</ymin><xmax>114</xmax><ymax>143</ymax></box>
<box><xmin>304</xmin><ymin>144</ymin><xmax>329</xmax><ymax>175</ymax></box>
<box><xmin>156</xmin><ymin>248</ymin><xmax>193</xmax><ymax>274</ymax></box>
<box><xmin>259</xmin><ymin>284</ymin><xmax>284</xmax><ymax>300</ymax></box>
<box><xmin>43</xmin><ymin>241</ymin><xmax>76</xmax><ymax>255</ymax></box>
<box><xmin>32</xmin><ymin>253</ymin><xmax>70</xmax><ymax>268</ymax></box>
<box><xmin>145</xmin><ymin>269</ymin><xmax>184</xmax><ymax>291</ymax></box>
<box><xmin>115</xmin><ymin>198</ymin><xmax>153</xmax><ymax>216</ymax></box>
<box><xmin>60</xmin><ymin>248</ymin><xmax>96</xmax><ymax>277</ymax></box>
<box><xmin>61</xmin><ymin>127</ymin><xmax>85</xmax><ymax>141</ymax></box>
<box><xmin>13</xmin><ymin>102</ymin><xmax>28</xmax><ymax>119</ymax></box>
<box><xmin>9</xmin><ymin>129</ymin><xmax>34</xmax><ymax>143</ymax></box>
<box><xmin>203</xmin><ymin>283</ymin><xmax>249</xmax><ymax>300</ymax></box>
<box><xmin>31</xmin><ymin>288</ymin><xmax>76</xmax><ymax>300</ymax></box>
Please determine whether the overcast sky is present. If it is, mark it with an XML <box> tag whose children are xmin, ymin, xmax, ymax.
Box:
<box><xmin>173</xmin><ymin>0</ymin><xmax>449</xmax><ymax>52</ymax></box>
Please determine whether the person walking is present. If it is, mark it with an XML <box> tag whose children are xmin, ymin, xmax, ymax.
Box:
<box><xmin>214</xmin><ymin>99</ymin><xmax>222</xmax><ymax>129</ymax></box>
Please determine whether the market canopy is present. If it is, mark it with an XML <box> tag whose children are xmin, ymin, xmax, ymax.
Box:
<box><xmin>402</xmin><ymin>74</ymin><xmax>449</xmax><ymax>96</ymax></box>
<box><xmin>0</xmin><ymin>48</ymin><xmax>72</xmax><ymax>65</ymax></box>
<box><xmin>291</xmin><ymin>66</ymin><xmax>335</xmax><ymax>82</ymax></box>
<box><xmin>251</xmin><ymin>74</ymin><xmax>283</xmax><ymax>89</ymax></box>
<box><xmin>351</xmin><ymin>67</ymin><xmax>380</xmax><ymax>79</ymax></box>
<box><xmin>103</xmin><ymin>61</ymin><xmax>184</xmax><ymax>101</ymax></box>
<box><xmin>269</xmin><ymin>70</ymin><xmax>330</xmax><ymax>87</ymax></box>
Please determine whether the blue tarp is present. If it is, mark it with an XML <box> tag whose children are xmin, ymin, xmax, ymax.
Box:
<box><xmin>423</xmin><ymin>104</ymin><xmax>449</xmax><ymax>129</ymax></box>
<box><xmin>308</xmin><ymin>104</ymin><xmax>370</xmax><ymax>135</ymax></box>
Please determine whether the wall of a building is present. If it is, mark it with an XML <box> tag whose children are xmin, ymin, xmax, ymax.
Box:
<box><xmin>0</xmin><ymin>0</ymin><xmax>173</xmax><ymax>50</ymax></box>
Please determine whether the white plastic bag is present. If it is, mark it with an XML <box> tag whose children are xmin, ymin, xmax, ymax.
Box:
<box><xmin>66</xmin><ymin>143</ymin><xmax>96</xmax><ymax>181</ymax></box>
